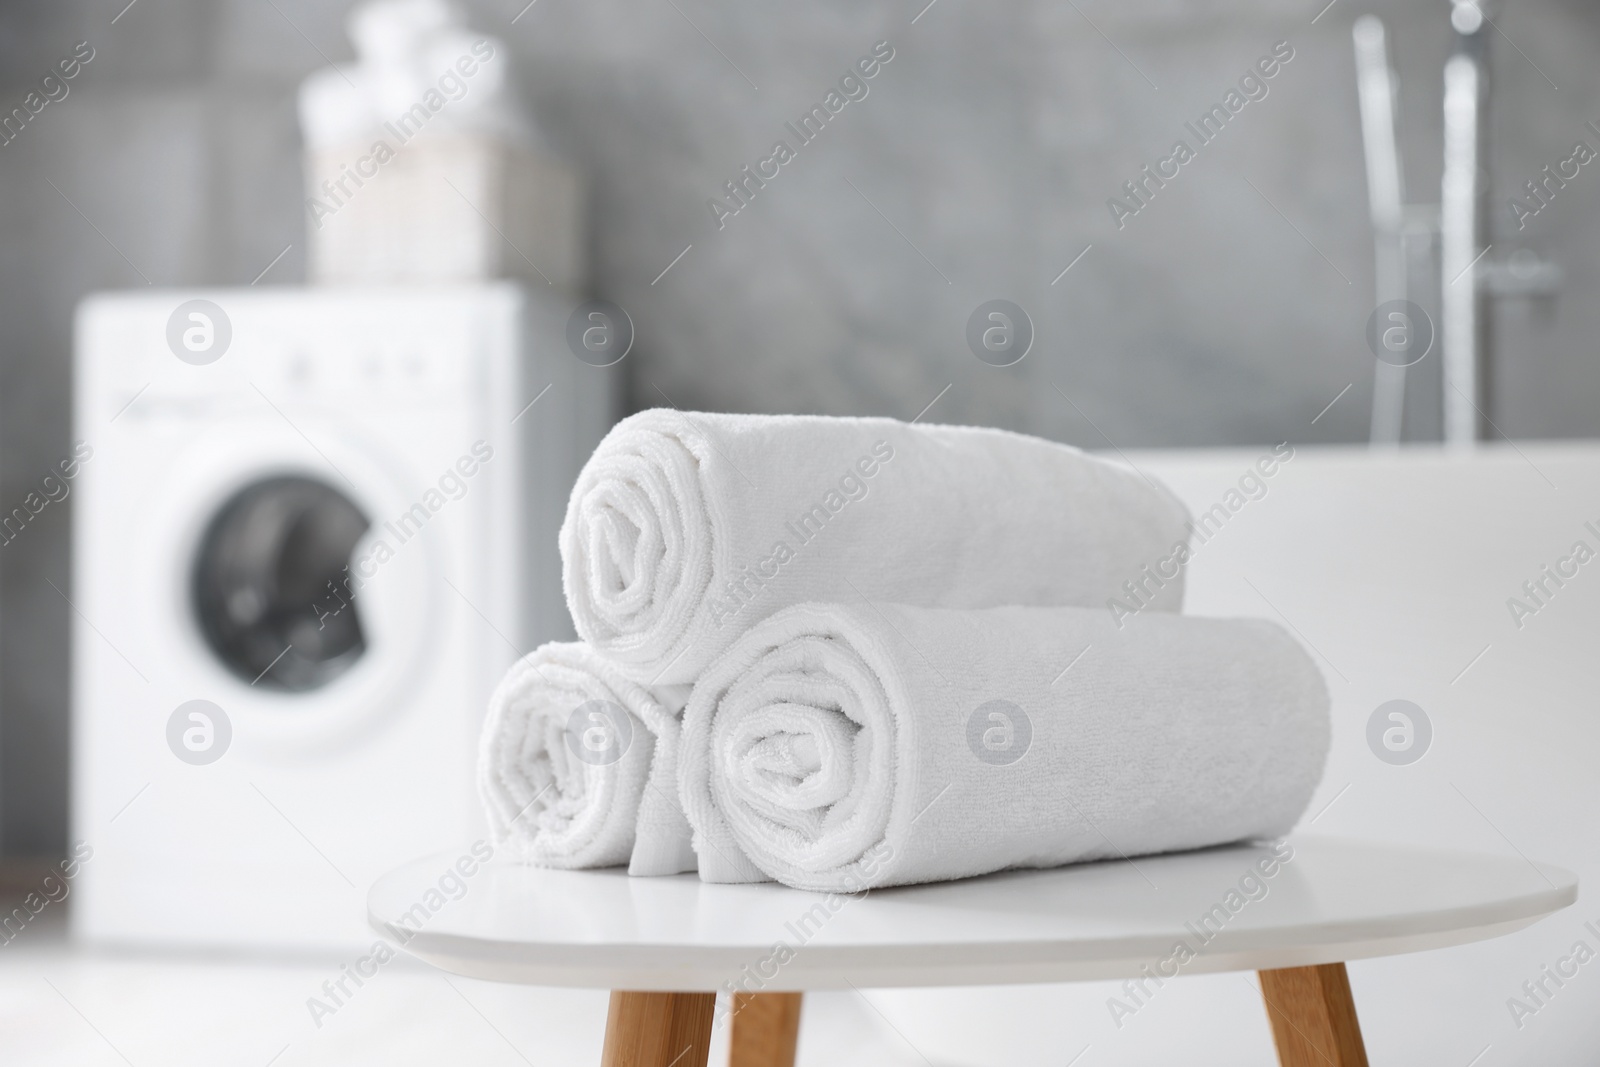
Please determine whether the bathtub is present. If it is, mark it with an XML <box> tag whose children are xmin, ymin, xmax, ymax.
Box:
<box><xmin>864</xmin><ymin>441</ymin><xmax>1600</xmax><ymax>1066</ymax></box>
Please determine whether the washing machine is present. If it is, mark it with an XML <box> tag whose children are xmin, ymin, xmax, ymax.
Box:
<box><xmin>70</xmin><ymin>284</ymin><xmax>617</xmax><ymax>951</ymax></box>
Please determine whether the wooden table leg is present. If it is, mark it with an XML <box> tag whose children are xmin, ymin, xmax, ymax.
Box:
<box><xmin>729</xmin><ymin>992</ymin><xmax>802</xmax><ymax>1067</ymax></box>
<box><xmin>600</xmin><ymin>991</ymin><xmax>716</xmax><ymax>1067</ymax></box>
<box><xmin>1257</xmin><ymin>963</ymin><xmax>1369</xmax><ymax>1067</ymax></box>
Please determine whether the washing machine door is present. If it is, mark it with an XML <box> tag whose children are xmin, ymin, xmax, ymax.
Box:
<box><xmin>192</xmin><ymin>475</ymin><xmax>371</xmax><ymax>692</ymax></box>
<box><xmin>139</xmin><ymin>419</ymin><xmax>442</xmax><ymax>759</ymax></box>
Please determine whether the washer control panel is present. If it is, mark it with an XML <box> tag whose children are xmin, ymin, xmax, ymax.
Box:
<box><xmin>78</xmin><ymin>287</ymin><xmax>522</xmax><ymax>422</ymax></box>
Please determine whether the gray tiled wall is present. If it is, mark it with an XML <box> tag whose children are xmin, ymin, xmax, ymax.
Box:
<box><xmin>2</xmin><ymin>0</ymin><xmax>1597</xmax><ymax>852</ymax></box>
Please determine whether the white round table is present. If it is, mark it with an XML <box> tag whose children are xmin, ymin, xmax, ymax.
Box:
<box><xmin>369</xmin><ymin>835</ymin><xmax>1576</xmax><ymax>1067</ymax></box>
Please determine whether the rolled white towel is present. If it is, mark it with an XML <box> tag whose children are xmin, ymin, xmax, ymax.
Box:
<box><xmin>478</xmin><ymin>643</ymin><xmax>695</xmax><ymax>874</ymax></box>
<box><xmin>679</xmin><ymin>603</ymin><xmax>1329</xmax><ymax>891</ymax></box>
<box><xmin>561</xmin><ymin>410</ymin><xmax>1191</xmax><ymax>685</ymax></box>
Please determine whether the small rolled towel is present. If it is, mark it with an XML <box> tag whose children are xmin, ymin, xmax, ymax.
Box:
<box><xmin>478</xmin><ymin>643</ymin><xmax>695</xmax><ymax>875</ymax></box>
<box><xmin>679</xmin><ymin>603</ymin><xmax>1329</xmax><ymax>891</ymax></box>
<box><xmin>561</xmin><ymin>410</ymin><xmax>1192</xmax><ymax>685</ymax></box>
<box><xmin>560</xmin><ymin>409</ymin><xmax>1190</xmax><ymax>684</ymax></box>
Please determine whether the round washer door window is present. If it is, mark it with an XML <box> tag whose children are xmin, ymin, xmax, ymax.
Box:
<box><xmin>192</xmin><ymin>475</ymin><xmax>370</xmax><ymax>691</ymax></box>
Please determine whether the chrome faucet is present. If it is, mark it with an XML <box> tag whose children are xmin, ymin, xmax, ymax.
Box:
<box><xmin>1352</xmin><ymin>15</ymin><xmax>1416</xmax><ymax>448</ymax></box>
<box><xmin>1353</xmin><ymin>2</ymin><xmax>1560</xmax><ymax>448</ymax></box>
<box><xmin>1439</xmin><ymin>0</ymin><xmax>1492</xmax><ymax>447</ymax></box>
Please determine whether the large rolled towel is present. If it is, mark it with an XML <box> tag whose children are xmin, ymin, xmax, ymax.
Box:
<box><xmin>561</xmin><ymin>410</ymin><xmax>1191</xmax><ymax>686</ymax></box>
<box><xmin>478</xmin><ymin>643</ymin><xmax>695</xmax><ymax>875</ymax></box>
<box><xmin>679</xmin><ymin>603</ymin><xmax>1329</xmax><ymax>891</ymax></box>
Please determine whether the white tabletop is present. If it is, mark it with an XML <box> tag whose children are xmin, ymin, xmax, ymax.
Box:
<box><xmin>367</xmin><ymin>836</ymin><xmax>1576</xmax><ymax>991</ymax></box>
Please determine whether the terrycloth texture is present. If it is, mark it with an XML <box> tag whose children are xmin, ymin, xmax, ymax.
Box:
<box><xmin>561</xmin><ymin>410</ymin><xmax>1191</xmax><ymax>686</ymax></box>
<box><xmin>679</xmin><ymin>603</ymin><xmax>1329</xmax><ymax>891</ymax></box>
<box><xmin>478</xmin><ymin>643</ymin><xmax>695</xmax><ymax>875</ymax></box>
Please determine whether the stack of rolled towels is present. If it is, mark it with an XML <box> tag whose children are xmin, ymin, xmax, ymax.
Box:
<box><xmin>479</xmin><ymin>410</ymin><xmax>1329</xmax><ymax>892</ymax></box>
